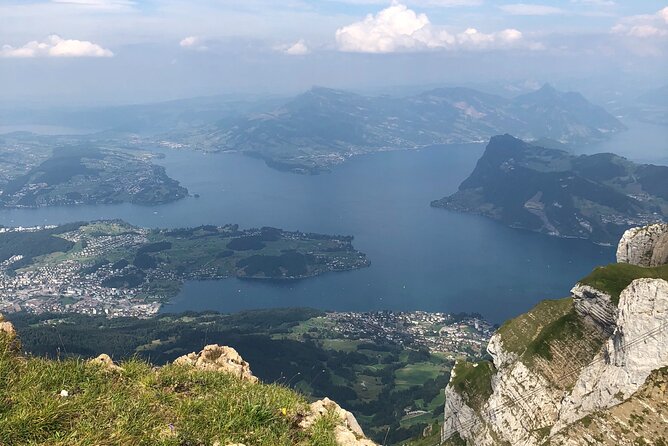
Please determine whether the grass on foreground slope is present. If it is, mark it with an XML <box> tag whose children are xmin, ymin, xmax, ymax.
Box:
<box><xmin>496</xmin><ymin>297</ymin><xmax>573</xmax><ymax>356</ymax></box>
<box><xmin>0</xmin><ymin>334</ymin><xmax>337</xmax><ymax>446</ymax></box>
<box><xmin>449</xmin><ymin>361</ymin><xmax>495</xmax><ymax>412</ymax></box>
<box><xmin>579</xmin><ymin>263</ymin><xmax>668</xmax><ymax>305</ymax></box>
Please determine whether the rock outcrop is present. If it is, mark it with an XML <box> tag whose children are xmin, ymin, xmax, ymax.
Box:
<box><xmin>442</xmin><ymin>224</ymin><xmax>668</xmax><ymax>446</ymax></box>
<box><xmin>549</xmin><ymin>367</ymin><xmax>668</xmax><ymax>445</ymax></box>
<box><xmin>89</xmin><ymin>353</ymin><xmax>123</xmax><ymax>372</ymax></box>
<box><xmin>0</xmin><ymin>313</ymin><xmax>16</xmax><ymax>339</ymax></box>
<box><xmin>617</xmin><ymin>223</ymin><xmax>668</xmax><ymax>267</ymax></box>
<box><xmin>174</xmin><ymin>344</ymin><xmax>259</xmax><ymax>383</ymax></box>
<box><xmin>174</xmin><ymin>346</ymin><xmax>378</xmax><ymax>445</ymax></box>
<box><xmin>299</xmin><ymin>398</ymin><xmax>376</xmax><ymax>446</ymax></box>
<box><xmin>0</xmin><ymin>313</ymin><xmax>19</xmax><ymax>351</ymax></box>
<box><xmin>570</xmin><ymin>284</ymin><xmax>617</xmax><ymax>332</ymax></box>
<box><xmin>555</xmin><ymin>278</ymin><xmax>668</xmax><ymax>431</ymax></box>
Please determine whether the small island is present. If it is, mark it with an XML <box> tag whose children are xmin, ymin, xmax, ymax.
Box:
<box><xmin>0</xmin><ymin>221</ymin><xmax>370</xmax><ymax>317</ymax></box>
<box><xmin>0</xmin><ymin>136</ymin><xmax>187</xmax><ymax>207</ymax></box>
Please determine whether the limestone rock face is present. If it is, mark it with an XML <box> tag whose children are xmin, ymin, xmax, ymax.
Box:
<box><xmin>441</xmin><ymin>383</ymin><xmax>485</xmax><ymax>444</ymax></box>
<box><xmin>174</xmin><ymin>344</ymin><xmax>258</xmax><ymax>383</ymax></box>
<box><xmin>616</xmin><ymin>223</ymin><xmax>668</xmax><ymax>267</ymax></box>
<box><xmin>299</xmin><ymin>398</ymin><xmax>377</xmax><ymax>446</ymax></box>
<box><xmin>486</xmin><ymin>333</ymin><xmax>517</xmax><ymax>368</ymax></box>
<box><xmin>548</xmin><ymin>367</ymin><xmax>668</xmax><ymax>445</ymax></box>
<box><xmin>571</xmin><ymin>284</ymin><xmax>617</xmax><ymax>331</ymax></box>
<box><xmin>442</xmin><ymin>277</ymin><xmax>668</xmax><ymax>446</ymax></box>
<box><xmin>556</xmin><ymin>278</ymin><xmax>668</xmax><ymax>430</ymax></box>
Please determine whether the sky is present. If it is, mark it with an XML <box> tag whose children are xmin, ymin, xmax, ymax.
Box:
<box><xmin>0</xmin><ymin>0</ymin><xmax>667</xmax><ymax>105</ymax></box>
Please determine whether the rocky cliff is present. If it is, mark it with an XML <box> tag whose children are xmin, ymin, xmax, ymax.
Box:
<box><xmin>617</xmin><ymin>223</ymin><xmax>668</xmax><ymax>267</ymax></box>
<box><xmin>442</xmin><ymin>223</ymin><xmax>668</xmax><ymax>446</ymax></box>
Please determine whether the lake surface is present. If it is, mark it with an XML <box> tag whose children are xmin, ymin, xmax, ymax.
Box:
<box><xmin>0</xmin><ymin>142</ymin><xmax>616</xmax><ymax>323</ymax></box>
<box><xmin>0</xmin><ymin>125</ymin><xmax>95</xmax><ymax>135</ymax></box>
<box><xmin>580</xmin><ymin>118</ymin><xmax>668</xmax><ymax>165</ymax></box>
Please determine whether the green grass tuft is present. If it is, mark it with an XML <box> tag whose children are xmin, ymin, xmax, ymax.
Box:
<box><xmin>579</xmin><ymin>263</ymin><xmax>668</xmax><ymax>305</ymax></box>
<box><xmin>450</xmin><ymin>361</ymin><xmax>495</xmax><ymax>412</ymax></box>
<box><xmin>496</xmin><ymin>298</ymin><xmax>573</xmax><ymax>355</ymax></box>
<box><xmin>524</xmin><ymin>310</ymin><xmax>586</xmax><ymax>361</ymax></box>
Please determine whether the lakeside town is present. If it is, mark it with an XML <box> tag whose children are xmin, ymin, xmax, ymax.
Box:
<box><xmin>0</xmin><ymin>224</ymin><xmax>161</xmax><ymax>318</ymax></box>
<box><xmin>0</xmin><ymin>221</ymin><xmax>370</xmax><ymax>318</ymax></box>
<box><xmin>323</xmin><ymin>311</ymin><xmax>494</xmax><ymax>357</ymax></box>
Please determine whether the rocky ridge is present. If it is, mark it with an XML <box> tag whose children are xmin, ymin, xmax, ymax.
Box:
<box><xmin>441</xmin><ymin>223</ymin><xmax>668</xmax><ymax>446</ymax></box>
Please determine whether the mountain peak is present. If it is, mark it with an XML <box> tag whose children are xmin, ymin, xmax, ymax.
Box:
<box><xmin>538</xmin><ymin>83</ymin><xmax>557</xmax><ymax>93</ymax></box>
<box><xmin>486</xmin><ymin>134</ymin><xmax>533</xmax><ymax>153</ymax></box>
<box><xmin>305</xmin><ymin>86</ymin><xmax>352</xmax><ymax>97</ymax></box>
<box><xmin>523</xmin><ymin>82</ymin><xmax>562</xmax><ymax>100</ymax></box>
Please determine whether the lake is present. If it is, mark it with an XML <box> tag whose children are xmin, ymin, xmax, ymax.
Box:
<box><xmin>0</xmin><ymin>141</ymin><xmax>618</xmax><ymax>323</ymax></box>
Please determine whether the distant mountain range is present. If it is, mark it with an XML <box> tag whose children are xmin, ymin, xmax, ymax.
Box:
<box><xmin>432</xmin><ymin>134</ymin><xmax>668</xmax><ymax>244</ymax></box>
<box><xmin>173</xmin><ymin>84</ymin><xmax>625</xmax><ymax>173</ymax></box>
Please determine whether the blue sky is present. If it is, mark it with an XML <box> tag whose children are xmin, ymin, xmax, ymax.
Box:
<box><xmin>0</xmin><ymin>0</ymin><xmax>666</xmax><ymax>104</ymax></box>
<box><xmin>3</xmin><ymin>1</ymin><xmax>667</xmax><ymax>43</ymax></box>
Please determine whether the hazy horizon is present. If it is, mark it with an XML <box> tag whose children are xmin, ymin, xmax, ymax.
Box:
<box><xmin>1</xmin><ymin>0</ymin><xmax>667</xmax><ymax>107</ymax></box>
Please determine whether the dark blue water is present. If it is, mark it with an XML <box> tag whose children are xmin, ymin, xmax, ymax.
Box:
<box><xmin>0</xmin><ymin>144</ymin><xmax>614</xmax><ymax>323</ymax></box>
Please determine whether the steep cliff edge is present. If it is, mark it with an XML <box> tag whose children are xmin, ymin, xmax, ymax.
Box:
<box><xmin>617</xmin><ymin>223</ymin><xmax>668</xmax><ymax>267</ymax></box>
<box><xmin>0</xmin><ymin>318</ymin><xmax>376</xmax><ymax>446</ymax></box>
<box><xmin>442</xmin><ymin>223</ymin><xmax>668</xmax><ymax>446</ymax></box>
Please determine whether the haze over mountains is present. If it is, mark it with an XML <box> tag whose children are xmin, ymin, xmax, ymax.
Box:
<box><xmin>179</xmin><ymin>84</ymin><xmax>624</xmax><ymax>172</ymax></box>
<box><xmin>2</xmin><ymin>84</ymin><xmax>627</xmax><ymax>174</ymax></box>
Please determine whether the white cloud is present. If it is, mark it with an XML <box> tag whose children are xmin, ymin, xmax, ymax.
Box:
<box><xmin>499</xmin><ymin>4</ymin><xmax>565</xmax><ymax>16</ymax></box>
<box><xmin>283</xmin><ymin>39</ymin><xmax>310</xmax><ymax>55</ymax></box>
<box><xmin>660</xmin><ymin>7</ymin><xmax>668</xmax><ymax>24</ymax></box>
<box><xmin>612</xmin><ymin>7</ymin><xmax>668</xmax><ymax>39</ymax></box>
<box><xmin>334</xmin><ymin>0</ymin><xmax>483</xmax><ymax>5</ymax></box>
<box><xmin>51</xmin><ymin>0</ymin><xmax>135</xmax><ymax>10</ymax></box>
<box><xmin>570</xmin><ymin>0</ymin><xmax>615</xmax><ymax>6</ymax></box>
<box><xmin>627</xmin><ymin>24</ymin><xmax>667</xmax><ymax>38</ymax></box>
<box><xmin>179</xmin><ymin>36</ymin><xmax>208</xmax><ymax>51</ymax></box>
<box><xmin>0</xmin><ymin>35</ymin><xmax>113</xmax><ymax>58</ymax></box>
<box><xmin>415</xmin><ymin>0</ymin><xmax>482</xmax><ymax>5</ymax></box>
<box><xmin>335</xmin><ymin>3</ymin><xmax>529</xmax><ymax>53</ymax></box>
